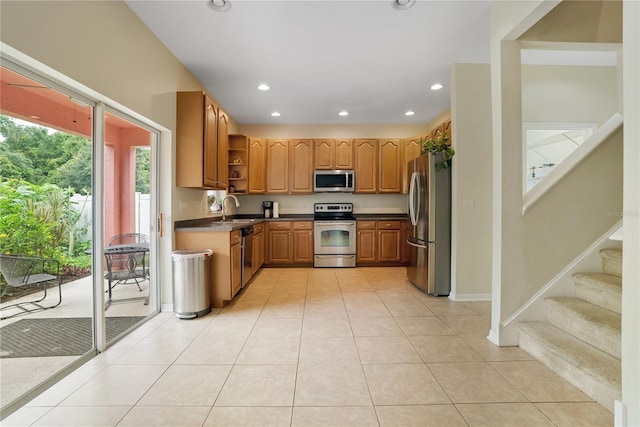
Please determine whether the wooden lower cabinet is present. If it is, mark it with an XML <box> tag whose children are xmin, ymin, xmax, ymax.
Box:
<box><xmin>356</xmin><ymin>220</ymin><xmax>407</xmax><ymax>265</ymax></box>
<box><xmin>293</xmin><ymin>222</ymin><xmax>313</xmax><ymax>263</ymax></box>
<box><xmin>378</xmin><ymin>221</ymin><xmax>401</xmax><ymax>262</ymax></box>
<box><xmin>267</xmin><ymin>228</ymin><xmax>292</xmax><ymax>264</ymax></box>
<box><xmin>175</xmin><ymin>229</ymin><xmax>242</xmax><ymax>308</ymax></box>
<box><xmin>252</xmin><ymin>223</ymin><xmax>264</xmax><ymax>275</ymax></box>
<box><xmin>230</xmin><ymin>239</ymin><xmax>242</xmax><ymax>297</ymax></box>
<box><xmin>356</xmin><ymin>230</ymin><xmax>377</xmax><ymax>263</ymax></box>
<box><xmin>266</xmin><ymin>221</ymin><xmax>313</xmax><ymax>265</ymax></box>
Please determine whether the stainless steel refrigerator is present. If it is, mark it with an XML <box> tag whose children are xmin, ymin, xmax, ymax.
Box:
<box><xmin>407</xmin><ymin>153</ymin><xmax>451</xmax><ymax>296</ymax></box>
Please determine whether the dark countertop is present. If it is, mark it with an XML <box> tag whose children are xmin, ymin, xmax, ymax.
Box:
<box><xmin>174</xmin><ymin>213</ymin><xmax>407</xmax><ymax>232</ymax></box>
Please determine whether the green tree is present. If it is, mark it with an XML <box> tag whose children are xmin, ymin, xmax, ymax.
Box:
<box><xmin>0</xmin><ymin>148</ymin><xmax>32</xmax><ymax>180</ymax></box>
<box><xmin>135</xmin><ymin>147</ymin><xmax>150</xmax><ymax>194</ymax></box>
<box><xmin>49</xmin><ymin>143</ymin><xmax>92</xmax><ymax>193</ymax></box>
<box><xmin>0</xmin><ymin>115</ymin><xmax>91</xmax><ymax>191</ymax></box>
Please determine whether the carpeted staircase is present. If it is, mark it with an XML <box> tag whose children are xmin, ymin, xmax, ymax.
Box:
<box><xmin>518</xmin><ymin>248</ymin><xmax>622</xmax><ymax>412</ymax></box>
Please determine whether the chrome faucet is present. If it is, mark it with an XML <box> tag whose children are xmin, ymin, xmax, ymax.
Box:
<box><xmin>221</xmin><ymin>194</ymin><xmax>240</xmax><ymax>221</ymax></box>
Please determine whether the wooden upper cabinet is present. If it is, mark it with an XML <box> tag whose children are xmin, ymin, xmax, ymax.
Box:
<box><xmin>378</xmin><ymin>139</ymin><xmax>402</xmax><ymax>193</ymax></box>
<box><xmin>314</xmin><ymin>139</ymin><xmax>353</xmax><ymax>170</ymax></box>
<box><xmin>354</xmin><ymin>139</ymin><xmax>378</xmax><ymax>193</ymax></box>
<box><xmin>266</xmin><ymin>139</ymin><xmax>289</xmax><ymax>193</ymax></box>
<box><xmin>216</xmin><ymin>109</ymin><xmax>229</xmax><ymax>190</ymax></box>
<box><xmin>402</xmin><ymin>136</ymin><xmax>423</xmax><ymax>193</ymax></box>
<box><xmin>442</xmin><ymin>119</ymin><xmax>452</xmax><ymax>144</ymax></box>
<box><xmin>404</xmin><ymin>137</ymin><xmax>423</xmax><ymax>163</ymax></box>
<box><xmin>176</xmin><ymin>91</ymin><xmax>226</xmax><ymax>189</ymax></box>
<box><xmin>314</xmin><ymin>139</ymin><xmax>334</xmax><ymax>170</ymax></box>
<box><xmin>203</xmin><ymin>96</ymin><xmax>219</xmax><ymax>187</ymax></box>
<box><xmin>335</xmin><ymin>139</ymin><xmax>354</xmax><ymax>169</ymax></box>
<box><xmin>248</xmin><ymin>137</ymin><xmax>266</xmax><ymax>194</ymax></box>
<box><xmin>290</xmin><ymin>139</ymin><xmax>314</xmax><ymax>193</ymax></box>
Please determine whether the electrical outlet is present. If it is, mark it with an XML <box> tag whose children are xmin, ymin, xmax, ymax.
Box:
<box><xmin>179</xmin><ymin>201</ymin><xmax>188</xmax><ymax>211</ymax></box>
<box><xmin>463</xmin><ymin>196</ymin><xmax>474</xmax><ymax>208</ymax></box>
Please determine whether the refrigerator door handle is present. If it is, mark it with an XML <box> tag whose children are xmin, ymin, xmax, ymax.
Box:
<box><xmin>409</xmin><ymin>172</ymin><xmax>420</xmax><ymax>226</ymax></box>
<box><xmin>407</xmin><ymin>240</ymin><xmax>427</xmax><ymax>249</ymax></box>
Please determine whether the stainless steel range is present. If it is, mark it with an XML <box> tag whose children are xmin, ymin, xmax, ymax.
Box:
<box><xmin>313</xmin><ymin>202</ymin><xmax>356</xmax><ymax>268</ymax></box>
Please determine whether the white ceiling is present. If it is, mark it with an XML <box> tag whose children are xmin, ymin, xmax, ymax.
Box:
<box><xmin>125</xmin><ymin>0</ymin><xmax>491</xmax><ymax>125</ymax></box>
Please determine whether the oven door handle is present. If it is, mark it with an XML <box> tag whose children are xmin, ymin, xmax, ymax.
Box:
<box><xmin>315</xmin><ymin>255</ymin><xmax>356</xmax><ymax>259</ymax></box>
<box><xmin>314</xmin><ymin>222</ymin><xmax>356</xmax><ymax>226</ymax></box>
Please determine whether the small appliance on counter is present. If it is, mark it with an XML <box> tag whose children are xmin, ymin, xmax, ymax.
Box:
<box><xmin>262</xmin><ymin>201</ymin><xmax>273</xmax><ymax>218</ymax></box>
<box><xmin>273</xmin><ymin>202</ymin><xmax>280</xmax><ymax>218</ymax></box>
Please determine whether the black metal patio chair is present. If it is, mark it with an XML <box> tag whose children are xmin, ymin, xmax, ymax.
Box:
<box><xmin>0</xmin><ymin>254</ymin><xmax>63</xmax><ymax>320</ymax></box>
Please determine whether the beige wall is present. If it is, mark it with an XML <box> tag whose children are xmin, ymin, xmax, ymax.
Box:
<box><xmin>0</xmin><ymin>0</ymin><xmax>236</xmax><ymax>307</ymax></box>
<box><xmin>522</xmin><ymin>64</ymin><xmax>619</xmax><ymax>125</ymax></box>
<box><xmin>516</xmin><ymin>129</ymin><xmax>622</xmax><ymax>315</ymax></box>
<box><xmin>237</xmin><ymin>123</ymin><xmax>429</xmax><ymax>139</ymax></box>
<box><xmin>520</xmin><ymin>0</ymin><xmax>622</xmax><ymax>43</ymax></box>
<box><xmin>450</xmin><ymin>63</ymin><xmax>493</xmax><ymax>300</ymax></box>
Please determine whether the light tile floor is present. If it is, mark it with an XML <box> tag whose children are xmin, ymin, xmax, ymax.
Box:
<box><xmin>2</xmin><ymin>267</ymin><xmax>613</xmax><ymax>426</ymax></box>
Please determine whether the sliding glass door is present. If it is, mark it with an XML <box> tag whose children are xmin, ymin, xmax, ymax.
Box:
<box><xmin>101</xmin><ymin>109</ymin><xmax>158</xmax><ymax>345</ymax></box>
<box><xmin>0</xmin><ymin>62</ymin><xmax>160</xmax><ymax>416</ymax></box>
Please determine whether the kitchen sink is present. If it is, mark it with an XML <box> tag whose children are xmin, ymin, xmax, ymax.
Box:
<box><xmin>218</xmin><ymin>219</ymin><xmax>257</xmax><ymax>223</ymax></box>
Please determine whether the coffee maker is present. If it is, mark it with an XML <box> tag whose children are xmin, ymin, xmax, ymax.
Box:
<box><xmin>262</xmin><ymin>201</ymin><xmax>273</xmax><ymax>218</ymax></box>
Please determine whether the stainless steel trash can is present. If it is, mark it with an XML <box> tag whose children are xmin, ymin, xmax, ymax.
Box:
<box><xmin>172</xmin><ymin>249</ymin><xmax>213</xmax><ymax>319</ymax></box>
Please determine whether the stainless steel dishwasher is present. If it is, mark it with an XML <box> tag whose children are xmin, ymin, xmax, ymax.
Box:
<box><xmin>241</xmin><ymin>225</ymin><xmax>254</xmax><ymax>288</ymax></box>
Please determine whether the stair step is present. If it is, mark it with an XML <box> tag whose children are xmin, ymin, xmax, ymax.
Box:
<box><xmin>600</xmin><ymin>248</ymin><xmax>622</xmax><ymax>277</ymax></box>
<box><xmin>519</xmin><ymin>322</ymin><xmax>621</xmax><ymax>412</ymax></box>
<box><xmin>573</xmin><ymin>273</ymin><xmax>622</xmax><ymax>314</ymax></box>
<box><xmin>545</xmin><ymin>297</ymin><xmax>621</xmax><ymax>359</ymax></box>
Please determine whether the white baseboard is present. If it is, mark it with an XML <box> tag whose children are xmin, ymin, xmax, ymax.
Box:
<box><xmin>449</xmin><ymin>292</ymin><xmax>492</xmax><ymax>302</ymax></box>
<box><xmin>614</xmin><ymin>400</ymin><xmax>626</xmax><ymax>427</ymax></box>
<box><xmin>160</xmin><ymin>303</ymin><xmax>173</xmax><ymax>313</ymax></box>
<box><xmin>487</xmin><ymin>327</ymin><xmax>500</xmax><ymax>345</ymax></box>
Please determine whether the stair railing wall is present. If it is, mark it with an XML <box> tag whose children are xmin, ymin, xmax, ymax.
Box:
<box><xmin>523</xmin><ymin>113</ymin><xmax>624</xmax><ymax>213</ymax></box>
<box><xmin>498</xmin><ymin>126</ymin><xmax>623</xmax><ymax>345</ymax></box>
<box><xmin>499</xmin><ymin>220</ymin><xmax>622</xmax><ymax>344</ymax></box>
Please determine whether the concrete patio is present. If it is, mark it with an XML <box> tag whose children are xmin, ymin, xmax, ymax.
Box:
<box><xmin>0</xmin><ymin>275</ymin><xmax>155</xmax><ymax>409</ymax></box>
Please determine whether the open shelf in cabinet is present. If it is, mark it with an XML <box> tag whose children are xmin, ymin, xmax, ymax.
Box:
<box><xmin>228</xmin><ymin>135</ymin><xmax>248</xmax><ymax>194</ymax></box>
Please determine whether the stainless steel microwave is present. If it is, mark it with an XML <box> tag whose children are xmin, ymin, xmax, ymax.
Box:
<box><xmin>314</xmin><ymin>170</ymin><xmax>355</xmax><ymax>193</ymax></box>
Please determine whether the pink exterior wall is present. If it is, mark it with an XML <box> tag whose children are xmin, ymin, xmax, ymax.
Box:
<box><xmin>104</xmin><ymin>124</ymin><xmax>150</xmax><ymax>241</ymax></box>
<box><xmin>1</xmin><ymin>78</ymin><xmax>150</xmax><ymax>242</ymax></box>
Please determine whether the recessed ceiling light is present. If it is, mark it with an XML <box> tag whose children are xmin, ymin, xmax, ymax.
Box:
<box><xmin>257</xmin><ymin>84</ymin><xmax>270</xmax><ymax>91</ymax></box>
<box><xmin>338</xmin><ymin>111</ymin><xmax>349</xmax><ymax>117</ymax></box>
<box><xmin>208</xmin><ymin>0</ymin><xmax>231</xmax><ymax>12</ymax></box>
<box><xmin>271</xmin><ymin>111</ymin><xmax>281</xmax><ymax>117</ymax></box>
<box><xmin>405</xmin><ymin>111</ymin><xmax>415</xmax><ymax>116</ymax></box>
<box><xmin>430</xmin><ymin>83</ymin><xmax>444</xmax><ymax>91</ymax></box>
<box><xmin>392</xmin><ymin>0</ymin><xmax>416</xmax><ymax>10</ymax></box>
